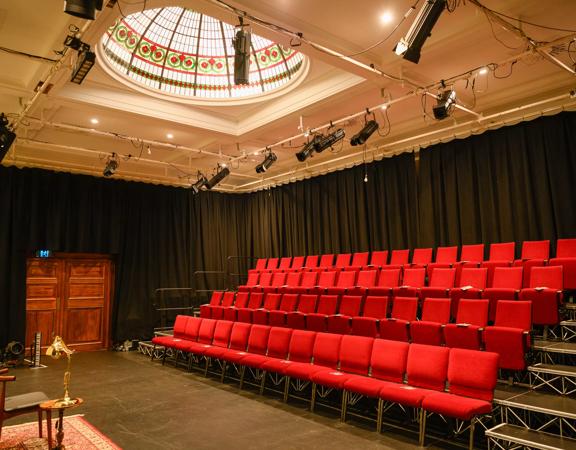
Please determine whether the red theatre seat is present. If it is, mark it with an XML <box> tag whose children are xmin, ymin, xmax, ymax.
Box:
<box><xmin>443</xmin><ymin>299</ymin><xmax>489</xmax><ymax>350</ymax></box>
<box><xmin>199</xmin><ymin>291</ymin><xmax>224</xmax><ymax>318</ymax></box>
<box><xmin>268</xmin><ymin>294</ymin><xmax>300</xmax><ymax>327</ymax></box>
<box><xmin>348</xmin><ymin>252</ymin><xmax>370</xmax><ymax>270</ymax></box>
<box><xmin>513</xmin><ymin>240</ymin><xmax>549</xmax><ymax>288</ymax></box>
<box><xmin>306</xmin><ymin>295</ymin><xmax>339</xmax><ymax>332</ymax></box>
<box><xmin>351</xmin><ymin>296</ymin><xmax>390</xmax><ymax>337</ymax></box>
<box><xmin>209</xmin><ymin>291</ymin><xmax>236</xmax><ymax>320</ymax></box>
<box><xmin>364</xmin><ymin>250</ymin><xmax>388</xmax><ymax>269</ymax></box>
<box><xmin>326</xmin><ymin>295</ymin><xmax>363</xmax><ymax>334</ymax></box>
<box><xmin>304</xmin><ymin>255</ymin><xmax>319</xmax><ymax>270</ymax></box>
<box><xmin>326</xmin><ymin>270</ymin><xmax>357</xmax><ymax>295</ymax></box>
<box><xmin>420</xmin><ymin>268</ymin><xmax>456</xmax><ymax>301</ymax></box>
<box><xmin>483</xmin><ymin>266</ymin><xmax>522</xmax><ymax>323</ymax></box>
<box><xmin>549</xmin><ymin>238</ymin><xmax>576</xmax><ymax>290</ymax></box>
<box><xmin>387</xmin><ymin>249</ymin><xmax>410</xmax><ymax>269</ymax></box>
<box><xmin>427</xmin><ymin>246</ymin><xmax>458</xmax><ymax>278</ymax></box>
<box><xmin>449</xmin><ymin>268</ymin><xmax>487</xmax><ymax>319</ymax></box>
<box><xmin>369</xmin><ymin>268</ymin><xmax>401</xmax><ymax>297</ymax></box>
<box><xmin>410</xmin><ymin>298</ymin><xmax>451</xmax><ymax>346</ymax></box>
<box><xmin>379</xmin><ymin>297</ymin><xmax>418</xmax><ymax>342</ymax></box>
<box><xmin>481</xmin><ymin>242</ymin><xmax>515</xmax><ymax>287</ymax></box>
<box><xmin>286</xmin><ymin>294</ymin><xmax>318</xmax><ymax>329</ymax></box>
<box><xmin>286</xmin><ymin>271</ymin><xmax>317</xmax><ymax>295</ymax></box>
<box><xmin>408</xmin><ymin>248</ymin><xmax>433</xmax><ymax>268</ymax></box>
<box><xmin>236</xmin><ymin>292</ymin><xmax>264</xmax><ymax>323</ymax></box>
<box><xmin>288</xmin><ymin>256</ymin><xmax>305</xmax><ymax>272</ymax></box>
<box><xmin>519</xmin><ymin>266</ymin><xmax>564</xmax><ymax>326</ymax></box>
<box><xmin>348</xmin><ymin>269</ymin><xmax>378</xmax><ymax>296</ymax></box>
<box><xmin>310</xmin><ymin>271</ymin><xmax>338</xmax><ymax>295</ymax></box>
<box><xmin>266</xmin><ymin>258</ymin><xmax>279</xmax><ymax>271</ymax></box>
<box><xmin>238</xmin><ymin>272</ymin><xmax>259</xmax><ymax>292</ymax></box>
<box><xmin>454</xmin><ymin>244</ymin><xmax>485</xmax><ymax>285</ymax></box>
<box><xmin>252</xmin><ymin>293</ymin><xmax>283</xmax><ymax>324</ymax></box>
<box><xmin>392</xmin><ymin>268</ymin><xmax>426</xmax><ymax>298</ymax></box>
<box><xmin>262</xmin><ymin>272</ymin><xmax>287</xmax><ymax>294</ymax></box>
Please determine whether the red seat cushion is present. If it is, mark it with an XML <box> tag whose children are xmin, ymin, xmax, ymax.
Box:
<box><xmin>378</xmin><ymin>384</ymin><xmax>435</xmax><ymax>407</ymax></box>
<box><xmin>261</xmin><ymin>358</ymin><xmax>296</xmax><ymax>375</ymax></box>
<box><xmin>311</xmin><ymin>369</ymin><xmax>353</xmax><ymax>389</ymax></box>
<box><xmin>421</xmin><ymin>392</ymin><xmax>492</xmax><ymax>420</ymax></box>
<box><xmin>239</xmin><ymin>353</ymin><xmax>270</xmax><ymax>369</ymax></box>
<box><xmin>343</xmin><ymin>375</ymin><xmax>395</xmax><ymax>398</ymax></box>
<box><xmin>285</xmin><ymin>362</ymin><xmax>332</xmax><ymax>380</ymax></box>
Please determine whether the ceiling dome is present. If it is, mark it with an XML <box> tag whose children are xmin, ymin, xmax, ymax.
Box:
<box><xmin>99</xmin><ymin>7</ymin><xmax>306</xmax><ymax>101</ymax></box>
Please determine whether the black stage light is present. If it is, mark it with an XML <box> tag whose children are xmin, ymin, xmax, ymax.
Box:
<box><xmin>314</xmin><ymin>128</ymin><xmax>346</xmax><ymax>153</ymax></box>
<box><xmin>64</xmin><ymin>0</ymin><xmax>103</xmax><ymax>20</ymax></box>
<box><xmin>103</xmin><ymin>154</ymin><xmax>119</xmax><ymax>177</ymax></box>
<box><xmin>2</xmin><ymin>341</ymin><xmax>25</xmax><ymax>366</ymax></box>
<box><xmin>205</xmin><ymin>166</ymin><xmax>230</xmax><ymax>189</ymax></box>
<box><xmin>295</xmin><ymin>134</ymin><xmax>323</xmax><ymax>162</ymax></box>
<box><xmin>191</xmin><ymin>173</ymin><xmax>208</xmax><ymax>194</ymax></box>
<box><xmin>71</xmin><ymin>49</ymin><xmax>96</xmax><ymax>84</ymax></box>
<box><xmin>233</xmin><ymin>26</ymin><xmax>251</xmax><ymax>85</ymax></box>
<box><xmin>350</xmin><ymin>120</ymin><xmax>379</xmax><ymax>146</ymax></box>
<box><xmin>432</xmin><ymin>89</ymin><xmax>456</xmax><ymax>120</ymax></box>
<box><xmin>0</xmin><ymin>114</ymin><xmax>16</xmax><ymax>163</ymax></box>
<box><xmin>255</xmin><ymin>151</ymin><xmax>277</xmax><ymax>173</ymax></box>
<box><xmin>393</xmin><ymin>0</ymin><xmax>446</xmax><ymax>64</ymax></box>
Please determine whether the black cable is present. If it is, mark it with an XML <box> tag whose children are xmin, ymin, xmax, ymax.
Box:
<box><xmin>492</xmin><ymin>60</ymin><xmax>516</xmax><ymax>79</ymax></box>
<box><xmin>0</xmin><ymin>46</ymin><xmax>58</xmax><ymax>63</ymax></box>
<box><xmin>485</xmin><ymin>13</ymin><xmax>524</xmax><ymax>50</ymax></box>
<box><xmin>480</xmin><ymin>4</ymin><xmax>576</xmax><ymax>33</ymax></box>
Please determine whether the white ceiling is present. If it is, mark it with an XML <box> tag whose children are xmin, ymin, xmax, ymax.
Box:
<box><xmin>1</xmin><ymin>0</ymin><xmax>575</xmax><ymax>191</ymax></box>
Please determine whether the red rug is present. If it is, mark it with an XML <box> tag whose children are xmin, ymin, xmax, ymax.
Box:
<box><xmin>0</xmin><ymin>415</ymin><xmax>121</xmax><ymax>449</ymax></box>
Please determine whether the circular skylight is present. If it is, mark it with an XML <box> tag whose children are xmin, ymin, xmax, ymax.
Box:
<box><xmin>99</xmin><ymin>7</ymin><xmax>306</xmax><ymax>101</ymax></box>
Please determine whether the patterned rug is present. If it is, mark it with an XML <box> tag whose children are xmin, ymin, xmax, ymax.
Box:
<box><xmin>0</xmin><ymin>415</ymin><xmax>121</xmax><ymax>449</ymax></box>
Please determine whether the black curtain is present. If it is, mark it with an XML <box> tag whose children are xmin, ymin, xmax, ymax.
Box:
<box><xmin>418</xmin><ymin>112</ymin><xmax>576</xmax><ymax>252</ymax></box>
<box><xmin>1</xmin><ymin>111</ymin><xmax>575</xmax><ymax>346</ymax></box>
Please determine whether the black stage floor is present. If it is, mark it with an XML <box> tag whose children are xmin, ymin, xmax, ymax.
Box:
<box><xmin>3</xmin><ymin>351</ymin><xmax>474</xmax><ymax>450</ymax></box>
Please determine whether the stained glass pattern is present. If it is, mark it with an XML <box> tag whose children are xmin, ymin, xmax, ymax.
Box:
<box><xmin>100</xmin><ymin>7</ymin><xmax>305</xmax><ymax>99</ymax></box>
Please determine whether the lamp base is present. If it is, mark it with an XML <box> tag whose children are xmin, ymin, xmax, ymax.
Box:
<box><xmin>53</xmin><ymin>397</ymin><xmax>78</xmax><ymax>408</ymax></box>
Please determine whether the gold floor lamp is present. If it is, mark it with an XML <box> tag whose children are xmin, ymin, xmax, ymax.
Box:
<box><xmin>46</xmin><ymin>337</ymin><xmax>78</xmax><ymax>407</ymax></box>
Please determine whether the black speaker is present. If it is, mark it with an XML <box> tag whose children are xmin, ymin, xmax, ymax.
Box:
<box><xmin>233</xmin><ymin>29</ymin><xmax>251</xmax><ymax>85</ymax></box>
<box><xmin>0</xmin><ymin>118</ymin><xmax>15</xmax><ymax>163</ymax></box>
<box><xmin>64</xmin><ymin>0</ymin><xmax>103</xmax><ymax>20</ymax></box>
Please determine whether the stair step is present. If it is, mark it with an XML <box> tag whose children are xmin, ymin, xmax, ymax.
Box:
<box><xmin>561</xmin><ymin>320</ymin><xmax>576</xmax><ymax>327</ymax></box>
<box><xmin>494</xmin><ymin>390</ymin><xmax>576</xmax><ymax>419</ymax></box>
<box><xmin>566</xmin><ymin>303</ymin><xmax>576</xmax><ymax>310</ymax></box>
<box><xmin>486</xmin><ymin>423</ymin><xmax>576</xmax><ymax>450</ymax></box>
<box><xmin>529</xmin><ymin>363</ymin><xmax>576</xmax><ymax>377</ymax></box>
<box><xmin>534</xmin><ymin>339</ymin><xmax>576</xmax><ymax>355</ymax></box>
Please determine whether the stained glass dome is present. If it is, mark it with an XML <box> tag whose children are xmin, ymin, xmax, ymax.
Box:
<box><xmin>99</xmin><ymin>7</ymin><xmax>306</xmax><ymax>101</ymax></box>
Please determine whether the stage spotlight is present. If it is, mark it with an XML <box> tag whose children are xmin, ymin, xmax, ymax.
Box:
<box><xmin>350</xmin><ymin>120</ymin><xmax>379</xmax><ymax>146</ymax></box>
<box><xmin>190</xmin><ymin>173</ymin><xmax>208</xmax><ymax>194</ymax></box>
<box><xmin>64</xmin><ymin>0</ymin><xmax>103</xmax><ymax>20</ymax></box>
<box><xmin>71</xmin><ymin>49</ymin><xmax>96</xmax><ymax>84</ymax></box>
<box><xmin>205</xmin><ymin>166</ymin><xmax>230</xmax><ymax>189</ymax></box>
<box><xmin>295</xmin><ymin>134</ymin><xmax>323</xmax><ymax>162</ymax></box>
<box><xmin>255</xmin><ymin>151</ymin><xmax>277</xmax><ymax>173</ymax></box>
<box><xmin>393</xmin><ymin>0</ymin><xmax>446</xmax><ymax>64</ymax></box>
<box><xmin>432</xmin><ymin>89</ymin><xmax>456</xmax><ymax>120</ymax></box>
<box><xmin>233</xmin><ymin>20</ymin><xmax>251</xmax><ymax>85</ymax></box>
<box><xmin>0</xmin><ymin>113</ymin><xmax>16</xmax><ymax>163</ymax></box>
<box><xmin>103</xmin><ymin>154</ymin><xmax>119</xmax><ymax>177</ymax></box>
<box><xmin>314</xmin><ymin>128</ymin><xmax>346</xmax><ymax>153</ymax></box>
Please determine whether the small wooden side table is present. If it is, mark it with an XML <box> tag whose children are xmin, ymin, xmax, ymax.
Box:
<box><xmin>39</xmin><ymin>398</ymin><xmax>83</xmax><ymax>450</ymax></box>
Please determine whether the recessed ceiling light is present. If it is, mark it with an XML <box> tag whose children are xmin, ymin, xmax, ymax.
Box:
<box><xmin>90</xmin><ymin>118</ymin><xmax>99</xmax><ymax>124</ymax></box>
<box><xmin>253</xmin><ymin>151</ymin><xmax>260</xmax><ymax>156</ymax></box>
<box><xmin>478</xmin><ymin>67</ymin><xmax>488</xmax><ymax>75</ymax></box>
<box><xmin>380</xmin><ymin>11</ymin><xmax>393</xmax><ymax>24</ymax></box>
<box><xmin>221</xmin><ymin>163</ymin><xmax>227</xmax><ymax>168</ymax></box>
<box><xmin>381</xmin><ymin>104</ymin><xmax>388</xmax><ymax>110</ymax></box>
<box><xmin>166</xmin><ymin>133</ymin><xmax>174</xmax><ymax>139</ymax></box>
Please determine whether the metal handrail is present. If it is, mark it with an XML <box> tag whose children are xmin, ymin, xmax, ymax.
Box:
<box><xmin>226</xmin><ymin>255</ymin><xmax>261</xmax><ymax>289</ymax></box>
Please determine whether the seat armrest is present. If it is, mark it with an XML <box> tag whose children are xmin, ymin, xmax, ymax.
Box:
<box><xmin>460</xmin><ymin>285</ymin><xmax>473</xmax><ymax>291</ymax></box>
<box><xmin>456</xmin><ymin>323</ymin><xmax>470</xmax><ymax>328</ymax></box>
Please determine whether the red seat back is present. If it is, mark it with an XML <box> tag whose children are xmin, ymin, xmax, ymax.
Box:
<box><xmin>247</xmin><ymin>292</ymin><xmax>264</xmax><ymax>309</ymax></box>
<box><xmin>389</xmin><ymin>249</ymin><xmax>409</xmax><ymax>265</ymax></box>
<box><xmin>246</xmin><ymin>325</ymin><xmax>271</xmax><ymax>355</ymax></box>
<box><xmin>351</xmin><ymin>252</ymin><xmax>369</xmax><ymax>267</ymax></box>
<box><xmin>460</xmin><ymin>244</ymin><xmax>484</xmax><ymax>262</ymax></box>
<box><xmin>209</xmin><ymin>291</ymin><xmax>224</xmax><ymax>306</ymax></box>
<box><xmin>429</xmin><ymin>268</ymin><xmax>455</xmax><ymax>288</ymax></box>
<box><xmin>305</xmin><ymin>255</ymin><xmax>319</xmax><ymax>268</ymax></box>
<box><xmin>312</xmin><ymin>333</ymin><xmax>343</xmax><ymax>368</ymax></box>
<box><xmin>494</xmin><ymin>300</ymin><xmax>531</xmax><ymax>329</ymax></box>
<box><xmin>297</xmin><ymin>294</ymin><xmax>318</xmax><ymax>313</ymax></box>
<box><xmin>378</xmin><ymin>269</ymin><xmax>401</xmax><ymax>287</ymax></box>
<box><xmin>319</xmin><ymin>254</ymin><xmax>334</xmax><ymax>268</ymax></box>
<box><xmin>529</xmin><ymin>266</ymin><xmax>563</xmax><ymax>289</ymax></box>
<box><xmin>228</xmin><ymin>322</ymin><xmax>252</xmax><ymax>350</ymax></box>
<box><xmin>421</xmin><ymin>298</ymin><xmax>451</xmax><ymax>323</ymax></box>
<box><xmin>491</xmin><ymin>267</ymin><xmax>523</xmax><ymax>289</ymax></box>
<box><xmin>362</xmin><ymin>296</ymin><xmax>389</xmax><ymax>319</ymax></box>
<box><xmin>258</xmin><ymin>272</ymin><xmax>274</xmax><ymax>287</ymax></box>
<box><xmin>458</xmin><ymin>268</ymin><xmax>487</xmax><ymax>289</ymax></box>
<box><xmin>255</xmin><ymin>258</ymin><xmax>267</xmax><ymax>270</ymax></box>
<box><xmin>412</xmin><ymin>248</ymin><xmax>433</xmax><ymax>265</ymax></box>
<box><xmin>556</xmin><ymin>238</ymin><xmax>576</xmax><ymax>258</ymax></box>
<box><xmin>335</xmin><ymin>270</ymin><xmax>356</xmax><ymax>288</ymax></box>
<box><xmin>212</xmin><ymin>320</ymin><xmax>234</xmax><ymax>347</ymax></box>
<box><xmin>197</xmin><ymin>319</ymin><xmax>217</xmax><ymax>344</ymax></box>
<box><xmin>270</xmin><ymin>272</ymin><xmax>287</xmax><ymax>287</ymax></box>
<box><xmin>263</xmin><ymin>293</ymin><xmax>282</xmax><ymax>310</ymax></box>
<box><xmin>182</xmin><ymin>316</ymin><xmax>201</xmax><ymax>340</ymax></box>
<box><xmin>521</xmin><ymin>240</ymin><xmax>549</xmax><ymax>260</ymax></box>
<box><xmin>391</xmin><ymin>297</ymin><xmax>418</xmax><ymax>321</ymax></box>
<box><xmin>317</xmin><ymin>271</ymin><xmax>337</xmax><ymax>287</ymax></box>
<box><xmin>456</xmin><ymin>299</ymin><xmax>489</xmax><ymax>326</ymax></box>
<box><xmin>220</xmin><ymin>292</ymin><xmax>235</xmax><ymax>307</ymax></box>
<box><xmin>285</xmin><ymin>272</ymin><xmax>301</xmax><ymax>287</ymax></box>
<box><xmin>401</xmin><ymin>268</ymin><xmax>426</xmax><ymax>287</ymax></box>
<box><xmin>335</xmin><ymin>253</ymin><xmax>352</xmax><ymax>268</ymax></box>
<box><xmin>338</xmin><ymin>335</ymin><xmax>374</xmax><ymax>375</ymax></box>
<box><xmin>266</xmin><ymin>258</ymin><xmax>279</xmax><ymax>270</ymax></box>
<box><xmin>448</xmin><ymin>348</ymin><xmax>499</xmax><ymax>401</ymax></box>
<box><xmin>435</xmin><ymin>246</ymin><xmax>458</xmax><ymax>263</ymax></box>
<box><xmin>489</xmin><ymin>242</ymin><xmax>515</xmax><ymax>261</ymax></box>
<box><xmin>316</xmin><ymin>295</ymin><xmax>339</xmax><ymax>315</ymax></box>
<box><xmin>173</xmin><ymin>315</ymin><xmax>190</xmax><ymax>338</ymax></box>
<box><xmin>370</xmin><ymin>339</ymin><xmax>409</xmax><ymax>382</ymax></box>
<box><xmin>370</xmin><ymin>250</ymin><xmax>388</xmax><ymax>266</ymax></box>
<box><xmin>234</xmin><ymin>292</ymin><xmax>249</xmax><ymax>308</ymax></box>
<box><xmin>278</xmin><ymin>257</ymin><xmax>292</xmax><ymax>270</ymax></box>
<box><xmin>266</xmin><ymin>327</ymin><xmax>293</xmax><ymax>359</ymax></box>
<box><xmin>278</xmin><ymin>294</ymin><xmax>299</xmax><ymax>312</ymax></box>
<box><xmin>299</xmin><ymin>271</ymin><xmax>318</xmax><ymax>287</ymax></box>
<box><xmin>338</xmin><ymin>295</ymin><xmax>362</xmax><ymax>316</ymax></box>
<box><xmin>291</xmin><ymin>256</ymin><xmax>305</xmax><ymax>270</ymax></box>
<box><xmin>245</xmin><ymin>272</ymin><xmax>259</xmax><ymax>286</ymax></box>
<box><xmin>406</xmin><ymin>344</ymin><xmax>450</xmax><ymax>391</ymax></box>
<box><xmin>288</xmin><ymin>330</ymin><xmax>317</xmax><ymax>363</ymax></box>
<box><xmin>356</xmin><ymin>270</ymin><xmax>378</xmax><ymax>288</ymax></box>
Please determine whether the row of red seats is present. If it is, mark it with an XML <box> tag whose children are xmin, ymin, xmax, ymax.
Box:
<box><xmin>203</xmin><ymin>290</ymin><xmax>530</xmax><ymax>370</ymax></box>
<box><xmin>152</xmin><ymin>316</ymin><xmax>499</xmax><ymax>447</ymax></box>
<box><xmin>235</xmin><ymin>266</ymin><xmax>563</xmax><ymax>325</ymax></box>
<box><xmin>249</xmin><ymin>238</ymin><xmax>576</xmax><ymax>289</ymax></box>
